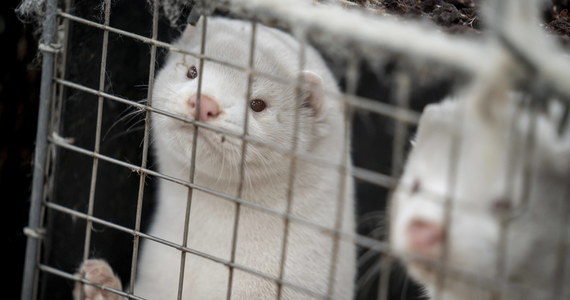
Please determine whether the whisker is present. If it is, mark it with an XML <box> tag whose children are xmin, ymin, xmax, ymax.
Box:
<box><xmin>358</xmin><ymin>248</ymin><xmax>381</xmax><ymax>268</ymax></box>
<box><xmin>359</xmin><ymin>211</ymin><xmax>386</xmax><ymax>225</ymax></box>
<box><xmin>103</xmin><ymin>102</ymin><xmax>147</xmax><ymax>141</ymax></box>
<box><xmin>367</xmin><ymin>227</ymin><xmax>386</xmax><ymax>240</ymax></box>
<box><xmin>104</xmin><ymin>126</ymin><xmax>147</xmax><ymax>143</ymax></box>
<box><xmin>126</xmin><ymin>117</ymin><xmax>148</xmax><ymax>132</ymax></box>
<box><xmin>357</xmin><ymin>258</ymin><xmax>382</xmax><ymax>296</ymax></box>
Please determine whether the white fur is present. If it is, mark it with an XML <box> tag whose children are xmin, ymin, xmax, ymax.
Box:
<box><xmin>390</xmin><ymin>93</ymin><xmax>570</xmax><ymax>300</ymax></box>
<box><xmin>75</xmin><ymin>17</ymin><xmax>356</xmax><ymax>300</ymax></box>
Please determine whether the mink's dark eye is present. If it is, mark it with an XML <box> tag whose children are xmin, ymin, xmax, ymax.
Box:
<box><xmin>250</xmin><ymin>99</ymin><xmax>267</xmax><ymax>112</ymax></box>
<box><xmin>492</xmin><ymin>197</ymin><xmax>512</xmax><ymax>215</ymax></box>
<box><xmin>186</xmin><ymin>66</ymin><xmax>198</xmax><ymax>79</ymax></box>
<box><xmin>411</xmin><ymin>179</ymin><xmax>421</xmax><ymax>194</ymax></box>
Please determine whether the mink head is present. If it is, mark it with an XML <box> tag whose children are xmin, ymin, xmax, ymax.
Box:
<box><xmin>390</xmin><ymin>97</ymin><xmax>570</xmax><ymax>300</ymax></box>
<box><xmin>151</xmin><ymin>17</ymin><xmax>344</xmax><ymax>181</ymax></box>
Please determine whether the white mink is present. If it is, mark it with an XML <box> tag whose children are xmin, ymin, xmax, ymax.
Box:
<box><xmin>390</xmin><ymin>91</ymin><xmax>570</xmax><ymax>300</ymax></box>
<box><xmin>74</xmin><ymin>17</ymin><xmax>356</xmax><ymax>300</ymax></box>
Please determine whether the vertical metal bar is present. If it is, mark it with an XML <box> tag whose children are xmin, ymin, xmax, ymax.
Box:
<box><xmin>326</xmin><ymin>54</ymin><xmax>358</xmax><ymax>298</ymax></box>
<box><xmin>177</xmin><ymin>14</ymin><xmax>208</xmax><ymax>300</ymax></box>
<box><xmin>490</xmin><ymin>101</ymin><xmax>520</xmax><ymax>300</ymax></box>
<box><xmin>50</xmin><ymin>0</ymin><xmax>72</xmax><ymax>135</ymax></box>
<box><xmin>493</xmin><ymin>221</ymin><xmax>509</xmax><ymax>300</ymax></box>
<box><xmin>45</xmin><ymin>0</ymin><xmax>71</xmax><ymax>189</ymax></box>
<box><xmin>432</xmin><ymin>93</ymin><xmax>464</xmax><ymax>300</ymax></box>
<box><xmin>276</xmin><ymin>34</ymin><xmax>306</xmax><ymax>300</ymax></box>
<box><xmin>378</xmin><ymin>71</ymin><xmax>411</xmax><ymax>300</ymax></box>
<box><xmin>390</xmin><ymin>72</ymin><xmax>411</xmax><ymax>177</ymax></box>
<box><xmin>495</xmin><ymin>98</ymin><xmax>538</xmax><ymax>299</ymax></box>
<box><xmin>21</xmin><ymin>0</ymin><xmax>59</xmax><ymax>298</ymax></box>
<box><xmin>128</xmin><ymin>0</ymin><xmax>159</xmax><ymax>294</ymax></box>
<box><xmin>38</xmin><ymin>2</ymin><xmax>72</xmax><ymax>298</ymax></box>
<box><xmin>491</xmin><ymin>99</ymin><xmax>525</xmax><ymax>300</ymax></box>
<box><xmin>226</xmin><ymin>20</ymin><xmax>258</xmax><ymax>300</ymax></box>
<box><xmin>552</xmin><ymin>174</ymin><xmax>570</xmax><ymax>298</ymax></box>
<box><xmin>81</xmin><ymin>0</ymin><xmax>112</xmax><ymax>270</ymax></box>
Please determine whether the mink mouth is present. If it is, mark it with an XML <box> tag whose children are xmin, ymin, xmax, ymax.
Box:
<box><xmin>199</xmin><ymin>130</ymin><xmax>238</xmax><ymax>146</ymax></box>
<box><xmin>195</xmin><ymin>130</ymin><xmax>246</xmax><ymax>158</ymax></box>
<box><xmin>177</xmin><ymin>123</ymin><xmax>277</xmax><ymax>170</ymax></box>
<box><xmin>196</xmin><ymin>130</ymin><xmax>224</xmax><ymax>150</ymax></box>
<box><xmin>176</xmin><ymin>123</ymin><xmax>223</xmax><ymax>145</ymax></box>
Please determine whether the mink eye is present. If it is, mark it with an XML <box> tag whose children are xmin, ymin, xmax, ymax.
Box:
<box><xmin>492</xmin><ymin>197</ymin><xmax>512</xmax><ymax>215</ymax></box>
<box><xmin>250</xmin><ymin>99</ymin><xmax>267</xmax><ymax>112</ymax></box>
<box><xmin>186</xmin><ymin>66</ymin><xmax>198</xmax><ymax>79</ymax></box>
<box><xmin>411</xmin><ymin>179</ymin><xmax>421</xmax><ymax>194</ymax></box>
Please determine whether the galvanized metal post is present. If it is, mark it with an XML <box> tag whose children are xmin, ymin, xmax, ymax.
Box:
<box><xmin>21</xmin><ymin>0</ymin><xmax>59</xmax><ymax>299</ymax></box>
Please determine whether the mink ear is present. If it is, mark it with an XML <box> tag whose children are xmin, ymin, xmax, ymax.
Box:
<box><xmin>299</xmin><ymin>70</ymin><xmax>324</xmax><ymax>119</ymax></box>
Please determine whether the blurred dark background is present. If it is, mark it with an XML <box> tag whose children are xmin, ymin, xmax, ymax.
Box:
<box><xmin>1</xmin><ymin>0</ymin><xmax>41</xmax><ymax>299</ymax></box>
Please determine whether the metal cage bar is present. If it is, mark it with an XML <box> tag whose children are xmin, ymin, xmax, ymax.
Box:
<box><xmin>377</xmin><ymin>70</ymin><xmax>412</xmax><ymax>300</ymax></box>
<box><xmin>226</xmin><ymin>19</ymin><xmax>258</xmax><ymax>300</ymax></box>
<box><xmin>54</xmin><ymin>11</ymin><xmax>422</xmax><ymax>125</ymax></box>
<box><xmin>21</xmin><ymin>0</ymin><xmax>59</xmax><ymax>298</ymax></box>
<box><xmin>80</xmin><ymin>0</ymin><xmax>112</xmax><ymax>276</ymax></box>
<box><xmin>127</xmin><ymin>0</ymin><xmax>160</xmax><ymax>294</ymax></box>
<box><xmin>275</xmin><ymin>32</ymin><xmax>307</xmax><ymax>300</ymax></box>
<box><xmin>176</xmin><ymin>14</ymin><xmax>209</xmax><ymax>300</ymax></box>
<box><xmin>326</xmin><ymin>54</ymin><xmax>358</xmax><ymax>299</ymax></box>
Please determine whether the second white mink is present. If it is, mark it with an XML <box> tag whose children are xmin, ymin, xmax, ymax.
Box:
<box><xmin>390</xmin><ymin>93</ymin><xmax>570</xmax><ymax>300</ymax></box>
<box><xmin>75</xmin><ymin>17</ymin><xmax>356</xmax><ymax>300</ymax></box>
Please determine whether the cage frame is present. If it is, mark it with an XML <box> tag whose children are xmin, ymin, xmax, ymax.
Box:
<box><xmin>21</xmin><ymin>0</ymin><xmax>570</xmax><ymax>299</ymax></box>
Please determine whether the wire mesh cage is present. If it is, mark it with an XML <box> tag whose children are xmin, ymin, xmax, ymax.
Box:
<box><xmin>21</xmin><ymin>0</ymin><xmax>570</xmax><ymax>299</ymax></box>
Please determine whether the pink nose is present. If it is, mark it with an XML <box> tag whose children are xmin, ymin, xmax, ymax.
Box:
<box><xmin>407</xmin><ymin>219</ymin><xmax>444</xmax><ymax>255</ymax></box>
<box><xmin>188</xmin><ymin>94</ymin><xmax>220</xmax><ymax>121</ymax></box>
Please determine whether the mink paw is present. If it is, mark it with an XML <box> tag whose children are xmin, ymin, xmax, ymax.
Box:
<box><xmin>73</xmin><ymin>259</ymin><xmax>123</xmax><ymax>300</ymax></box>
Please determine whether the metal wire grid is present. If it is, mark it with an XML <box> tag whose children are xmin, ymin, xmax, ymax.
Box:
<box><xmin>21</xmin><ymin>0</ymin><xmax>570</xmax><ymax>299</ymax></box>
